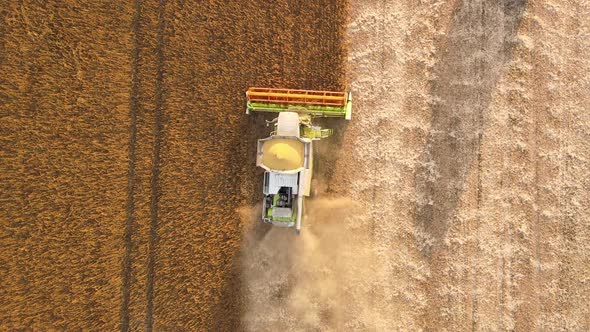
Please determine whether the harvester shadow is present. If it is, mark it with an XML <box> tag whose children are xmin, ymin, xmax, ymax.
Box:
<box><xmin>414</xmin><ymin>0</ymin><xmax>527</xmax><ymax>257</ymax></box>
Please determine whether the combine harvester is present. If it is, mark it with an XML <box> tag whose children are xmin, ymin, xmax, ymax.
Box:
<box><xmin>246</xmin><ymin>87</ymin><xmax>352</xmax><ymax>234</ymax></box>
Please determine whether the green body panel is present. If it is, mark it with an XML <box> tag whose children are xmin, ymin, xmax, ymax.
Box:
<box><xmin>265</xmin><ymin>194</ymin><xmax>298</xmax><ymax>223</ymax></box>
<box><xmin>265</xmin><ymin>210</ymin><xmax>297</xmax><ymax>222</ymax></box>
<box><xmin>247</xmin><ymin>101</ymin><xmax>347</xmax><ymax>118</ymax></box>
<box><xmin>302</xmin><ymin>127</ymin><xmax>333</xmax><ymax>139</ymax></box>
<box><xmin>272</xmin><ymin>214</ymin><xmax>297</xmax><ymax>223</ymax></box>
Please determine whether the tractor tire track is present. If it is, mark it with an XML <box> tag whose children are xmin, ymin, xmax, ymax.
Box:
<box><xmin>120</xmin><ymin>0</ymin><xmax>141</xmax><ymax>330</ymax></box>
<box><xmin>145</xmin><ymin>1</ymin><xmax>166</xmax><ymax>330</ymax></box>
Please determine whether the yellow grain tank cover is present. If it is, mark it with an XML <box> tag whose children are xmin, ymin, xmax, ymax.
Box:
<box><xmin>262</xmin><ymin>138</ymin><xmax>305</xmax><ymax>171</ymax></box>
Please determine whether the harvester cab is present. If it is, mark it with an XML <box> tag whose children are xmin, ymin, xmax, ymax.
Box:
<box><xmin>246</xmin><ymin>87</ymin><xmax>352</xmax><ymax>234</ymax></box>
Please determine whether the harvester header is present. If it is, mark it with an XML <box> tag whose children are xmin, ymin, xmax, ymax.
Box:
<box><xmin>246</xmin><ymin>87</ymin><xmax>352</xmax><ymax>120</ymax></box>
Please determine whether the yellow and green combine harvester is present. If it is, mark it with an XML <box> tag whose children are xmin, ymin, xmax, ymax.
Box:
<box><xmin>246</xmin><ymin>87</ymin><xmax>352</xmax><ymax>234</ymax></box>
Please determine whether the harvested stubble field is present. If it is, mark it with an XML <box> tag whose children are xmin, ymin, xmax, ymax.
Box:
<box><xmin>1</xmin><ymin>0</ymin><xmax>589</xmax><ymax>331</ymax></box>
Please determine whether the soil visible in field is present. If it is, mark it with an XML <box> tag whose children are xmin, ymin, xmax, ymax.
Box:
<box><xmin>1</xmin><ymin>0</ymin><xmax>589</xmax><ymax>331</ymax></box>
